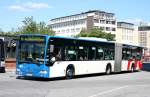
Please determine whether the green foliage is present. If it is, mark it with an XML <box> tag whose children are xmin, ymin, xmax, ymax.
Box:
<box><xmin>0</xmin><ymin>28</ymin><xmax>4</xmax><ymax>35</ymax></box>
<box><xmin>105</xmin><ymin>32</ymin><xmax>115</xmax><ymax>41</ymax></box>
<box><xmin>76</xmin><ymin>28</ymin><xmax>88</xmax><ymax>37</ymax></box>
<box><xmin>15</xmin><ymin>16</ymin><xmax>55</xmax><ymax>35</ymax></box>
<box><xmin>77</xmin><ymin>27</ymin><xmax>115</xmax><ymax>41</ymax></box>
<box><xmin>0</xmin><ymin>28</ymin><xmax>15</xmax><ymax>36</ymax></box>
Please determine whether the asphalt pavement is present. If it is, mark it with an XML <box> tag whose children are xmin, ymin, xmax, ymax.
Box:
<box><xmin>0</xmin><ymin>63</ymin><xmax>150</xmax><ymax>97</ymax></box>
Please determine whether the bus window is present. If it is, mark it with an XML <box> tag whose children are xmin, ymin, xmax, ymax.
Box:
<box><xmin>46</xmin><ymin>43</ymin><xmax>62</xmax><ymax>61</ymax></box>
<box><xmin>122</xmin><ymin>49</ymin><xmax>126</xmax><ymax>60</ymax></box>
<box><xmin>88</xmin><ymin>47</ymin><xmax>96</xmax><ymax>60</ymax></box>
<box><xmin>104</xmin><ymin>49</ymin><xmax>114</xmax><ymax>60</ymax></box>
<box><xmin>96</xmin><ymin>47</ymin><xmax>104</xmax><ymax>60</ymax></box>
<box><xmin>131</xmin><ymin>47</ymin><xmax>143</xmax><ymax>60</ymax></box>
<box><xmin>122</xmin><ymin>48</ymin><xmax>131</xmax><ymax>60</ymax></box>
<box><xmin>64</xmin><ymin>46</ymin><xmax>76</xmax><ymax>61</ymax></box>
<box><xmin>126</xmin><ymin>50</ymin><xmax>131</xmax><ymax>60</ymax></box>
<box><xmin>53</xmin><ymin>46</ymin><xmax>62</xmax><ymax>61</ymax></box>
<box><xmin>136</xmin><ymin>48</ymin><xmax>142</xmax><ymax>60</ymax></box>
<box><xmin>77</xmin><ymin>46</ymin><xmax>88</xmax><ymax>61</ymax></box>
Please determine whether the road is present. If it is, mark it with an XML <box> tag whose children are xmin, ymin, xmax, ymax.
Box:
<box><xmin>0</xmin><ymin>64</ymin><xmax>150</xmax><ymax>97</ymax></box>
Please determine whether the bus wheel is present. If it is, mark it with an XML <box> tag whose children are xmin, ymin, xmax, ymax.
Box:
<box><xmin>66</xmin><ymin>66</ymin><xmax>74</xmax><ymax>79</ymax></box>
<box><xmin>131</xmin><ymin>65</ymin><xmax>135</xmax><ymax>72</ymax></box>
<box><xmin>106</xmin><ymin>65</ymin><xmax>111</xmax><ymax>75</ymax></box>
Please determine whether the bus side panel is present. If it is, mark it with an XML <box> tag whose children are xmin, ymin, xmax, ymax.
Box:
<box><xmin>135</xmin><ymin>60</ymin><xmax>142</xmax><ymax>70</ymax></box>
<box><xmin>74</xmin><ymin>61</ymin><xmax>114</xmax><ymax>75</ymax></box>
<box><xmin>49</xmin><ymin>61</ymin><xmax>115</xmax><ymax>78</ymax></box>
<box><xmin>121</xmin><ymin>60</ymin><xmax>139</xmax><ymax>71</ymax></box>
<box><xmin>121</xmin><ymin>60</ymin><xmax>129</xmax><ymax>71</ymax></box>
<box><xmin>49</xmin><ymin>61</ymin><xmax>68</xmax><ymax>78</ymax></box>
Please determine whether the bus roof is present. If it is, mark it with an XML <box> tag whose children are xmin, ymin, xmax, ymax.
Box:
<box><xmin>49</xmin><ymin>36</ymin><xmax>115</xmax><ymax>44</ymax></box>
<box><xmin>19</xmin><ymin>34</ymin><xmax>48</xmax><ymax>37</ymax></box>
<box><xmin>18</xmin><ymin>34</ymin><xmax>146</xmax><ymax>48</ymax></box>
<box><xmin>19</xmin><ymin>34</ymin><xmax>114</xmax><ymax>44</ymax></box>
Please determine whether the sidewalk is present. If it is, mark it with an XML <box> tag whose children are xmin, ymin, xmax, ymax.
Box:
<box><xmin>5</xmin><ymin>68</ymin><xmax>16</xmax><ymax>73</ymax></box>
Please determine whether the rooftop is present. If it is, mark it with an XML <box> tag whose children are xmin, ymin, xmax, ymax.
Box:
<box><xmin>138</xmin><ymin>26</ymin><xmax>150</xmax><ymax>31</ymax></box>
<box><xmin>117</xmin><ymin>22</ymin><xmax>134</xmax><ymax>26</ymax></box>
<box><xmin>50</xmin><ymin>10</ymin><xmax>115</xmax><ymax>21</ymax></box>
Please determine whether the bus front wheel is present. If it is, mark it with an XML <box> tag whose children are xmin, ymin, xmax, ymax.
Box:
<box><xmin>66</xmin><ymin>66</ymin><xmax>74</xmax><ymax>79</ymax></box>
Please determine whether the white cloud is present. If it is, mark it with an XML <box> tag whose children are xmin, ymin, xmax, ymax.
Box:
<box><xmin>8</xmin><ymin>2</ymin><xmax>52</xmax><ymax>12</ymax></box>
<box><xmin>27</xmin><ymin>2</ymin><xmax>51</xmax><ymax>9</ymax></box>
<box><xmin>9</xmin><ymin>5</ymin><xmax>29</xmax><ymax>12</ymax></box>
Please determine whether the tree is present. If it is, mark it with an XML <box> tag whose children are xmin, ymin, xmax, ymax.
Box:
<box><xmin>76</xmin><ymin>28</ymin><xmax>88</xmax><ymax>37</ymax></box>
<box><xmin>16</xmin><ymin>16</ymin><xmax>55</xmax><ymax>35</ymax></box>
<box><xmin>105</xmin><ymin>32</ymin><xmax>115</xmax><ymax>41</ymax></box>
<box><xmin>0</xmin><ymin>28</ymin><xmax>4</xmax><ymax>35</ymax></box>
<box><xmin>88</xmin><ymin>27</ymin><xmax>106</xmax><ymax>38</ymax></box>
<box><xmin>0</xmin><ymin>28</ymin><xmax>13</xmax><ymax>36</ymax></box>
<box><xmin>21</xmin><ymin>16</ymin><xmax>37</xmax><ymax>34</ymax></box>
<box><xmin>77</xmin><ymin>27</ymin><xmax>115</xmax><ymax>41</ymax></box>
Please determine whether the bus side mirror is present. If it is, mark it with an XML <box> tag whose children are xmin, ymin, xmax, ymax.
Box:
<box><xmin>50</xmin><ymin>45</ymin><xmax>54</xmax><ymax>53</ymax></box>
<box><xmin>51</xmin><ymin>57</ymin><xmax>56</xmax><ymax>62</ymax></box>
<box><xmin>46</xmin><ymin>57</ymin><xmax>56</xmax><ymax>66</ymax></box>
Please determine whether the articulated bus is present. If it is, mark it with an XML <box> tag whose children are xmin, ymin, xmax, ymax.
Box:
<box><xmin>0</xmin><ymin>38</ymin><xmax>6</xmax><ymax>73</ymax></box>
<box><xmin>16</xmin><ymin>34</ymin><xmax>144</xmax><ymax>78</ymax></box>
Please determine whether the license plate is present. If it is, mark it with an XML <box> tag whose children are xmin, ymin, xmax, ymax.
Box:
<box><xmin>26</xmin><ymin>74</ymin><xmax>33</xmax><ymax>76</ymax></box>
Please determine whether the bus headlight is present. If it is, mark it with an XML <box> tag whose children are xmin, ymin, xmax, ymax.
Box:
<box><xmin>39</xmin><ymin>70</ymin><xmax>47</xmax><ymax>74</ymax></box>
<box><xmin>16</xmin><ymin>68</ymin><xmax>20</xmax><ymax>72</ymax></box>
<box><xmin>19</xmin><ymin>65</ymin><xmax>23</xmax><ymax>68</ymax></box>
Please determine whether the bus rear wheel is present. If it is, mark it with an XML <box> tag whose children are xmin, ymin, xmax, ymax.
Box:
<box><xmin>106</xmin><ymin>65</ymin><xmax>111</xmax><ymax>75</ymax></box>
<box><xmin>66</xmin><ymin>67</ymin><xmax>74</xmax><ymax>79</ymax></box>
<box><xmin>131</xmin><ymin>65</ymin><xmax>135</xmax><ymax>72</ymax></box>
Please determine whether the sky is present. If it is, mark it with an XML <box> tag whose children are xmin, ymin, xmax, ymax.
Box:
<box><xmin>0</xmin><ymin>0</ymin><xmax>150</xmax><ymax>32</ymax></box>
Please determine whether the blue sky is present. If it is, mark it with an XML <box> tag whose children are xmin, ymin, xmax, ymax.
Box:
<box><xmin>0</xmin><ymin>0</ymin><xmax>150</xmax><ymax>32</ymax></box>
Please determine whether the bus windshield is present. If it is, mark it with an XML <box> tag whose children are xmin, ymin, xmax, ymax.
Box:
<box><xmin>18</xmin><ymin>36</ymin><xmax>46</xmax><ymax>64</ymax></box>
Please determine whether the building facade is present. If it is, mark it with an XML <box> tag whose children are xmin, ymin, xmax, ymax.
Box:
<box><xmin>116</xmin><ymin>22</ymin><xmax>139</xmax><ymax>45</ymax></box>
<box><xmin>49</xmin><ymin>10</ymin><xmax>117</xmax><ymax>37</ymax></box>
<box><xmin>138</xmin><ymin>26</ymin><xmax>150</xmax><ymax>48</ymax></box>
<box><xmin>138</xmin><ymin>26</ymin><xmax>150</xmax><ymax>62</ymax></box>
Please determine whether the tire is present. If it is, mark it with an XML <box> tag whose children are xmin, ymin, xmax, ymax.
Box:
<box><xmin>106</xmin><ymin>65</ymin><xmax>111</xmax><ymax>75</ymax></box>
<box><xmin>131</xmin><ymin>65</ymin><xmax>135</xmax><ymax>72</ymax></box>
<box><xmin>66</xmin><ymin>67</ymin><xmax>74</xmax><ymax>79</ymax></box>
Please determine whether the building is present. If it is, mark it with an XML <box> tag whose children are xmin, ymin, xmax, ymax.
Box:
<box><xmin>116</xmin><ymin>22</ymin><xmax>139</xmax><ymax>45</ymax></box>
<box><xmin>138</xmin><ymin>25</ymin><xmax>150</xmax><ymax>62</ymax></box>
<box><xmin>49</xmin><ymin>10</ymin><xmax>117</xmax><ymax>37</ymax></box>
<box><xmin>138</xmin><ymin>26</ymin><xmax>150</xmax><ymax>48</ymax></box>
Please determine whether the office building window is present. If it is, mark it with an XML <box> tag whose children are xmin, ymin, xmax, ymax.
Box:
<box><xmin>112</xmin><ymin>21</ymin><xmax>116</xmax><ymax>25</ymax></box>
<box><xmin>100</xmin><ymin>20</ymin><xmax>105</xmax><ymax>24</ymax></box>
<box><xmin>94</xmin><ymin>19</ymin><xmax>99</xmax><ymax>23</ymax></box>
<box><xmin>112</xmin><ymin>28</ymin><xmax>116</xmax><ymax>31</ymax></box>
<box><xmin>106</xmin><ymin>27</ymin><xmax>111</xmax><ymax>31</ymax></box>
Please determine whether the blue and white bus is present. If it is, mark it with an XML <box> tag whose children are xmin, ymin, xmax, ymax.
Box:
<box><xmin>16</xmin><ymin>34</ymin><xmax>144</xmax><ymax>78</ymax></box>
